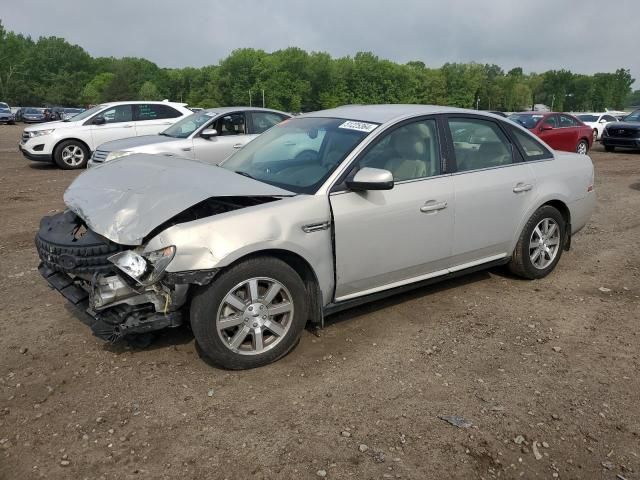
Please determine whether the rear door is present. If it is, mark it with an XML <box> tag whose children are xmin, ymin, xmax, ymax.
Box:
<box><xmin>559</xmin><ymin>114</ymin><xmax>580</xmax><ymax>151</ymax></box>
<box><xmin>445</xmin><ymin>115</ymin><xmax>537</xmax><ymax>267</ymax></box>
<box><xmin>330</xmin><ymin>117</ymin><xmax>454</xmax><ymax>300</ymax></box>
<box><xmin>133</xmin><ymin>103</ymin><xmax>183</xmax><ymax>136</ymax></box>
<box><xmin>89</xmin><ymin>104</ymin><xmax>135</xmax><ymax>149</ymax></box>
<box><xmin>191</xmin><ymin>112</ymin><xmax>248</xmax><ymax>164</ymax></box>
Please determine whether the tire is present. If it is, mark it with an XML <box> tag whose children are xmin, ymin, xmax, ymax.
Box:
<box><xmin>191</xmin><ymin>257</ymin><xmax>309</xmax><ymax>369</ymax></box>
<box><xmin>604</xmin><ymin>145</ymin><xmax>615</xmax><ymax>152</ymax></box>
<box><xmin>576</xmin><ymin>139</ymin><xmax>589</xmax><ymax>155</ymax></box>
<box><xmin>508</xmin><ymin>205</ymin><xmax>566</xmax><ymax>280</ymax></box>
<box><xmin>54</xmin><ymin>140</ymin><xmax>89</xmax><ymax>169</ymax></box>
<box><xmin>592</xmin><ymin>129</ymin><xmax>598</xmax><ymax>143</ymax></box>
<box><xmin>36</xmin><ymin>211</ymin><xmax>125</xmax><ymax>274</ymax></box>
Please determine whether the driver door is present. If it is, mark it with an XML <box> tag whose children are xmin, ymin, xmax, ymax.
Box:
<box><xmin>329</xmin><ymin>118</ymin><xmax>454</xmax><ymax>301</ymax></box>
<box><xmin>192</xmin><ymin>112</ymin><xmax>249</xmax><ymax>164</ymax></box>
<box><xmin>89</xmin><ymin>104</ymin><xmax>135</xmax><ymax>150</ymax></box>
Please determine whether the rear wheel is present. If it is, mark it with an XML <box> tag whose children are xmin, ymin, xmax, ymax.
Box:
<box><xmin>576</xmin><ymin>139</ymin><xmax>589</xmax><ymax>155</ymax></box>
<box><xmin>54</xmin><ymin>140</ymin><xmax>89</xmax><ymax>169</ymax></box>
<box><xmin>509</xmin><ymin>206</ymin><xmax>565</xmax><ymax>280</ymax></box>
<box><xmin>604</xmin><ymin>145</ymin><xmax>615</xmax><ymax>152</ymax></box>
<box><xmin>592</xmin><ymin>129</ymin><xmax>598</xmax><ymax>143</ymax></box>
<box><xmin>191</xmin><ymin>257</ymin><xmax>309</xmax><ymax>369</ymax></box>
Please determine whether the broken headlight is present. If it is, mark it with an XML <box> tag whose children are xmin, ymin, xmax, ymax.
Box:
<box><xmin>105</xmin><ymin>150</ymin><xmax>135</xmax><ymax>162</ymax></box>
<box><xmin>108</xmin><ymin>246</ymin><xmax>176</xmax><ymax>286</ymax></box>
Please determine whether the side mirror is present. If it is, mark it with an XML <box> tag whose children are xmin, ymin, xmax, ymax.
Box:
<box><xmin>92</xmin><ymin>116</ymin><xmax>106</xmax><ymax>125</ymax></box>
<box><xmin>540</xmin><ymin>124</ymin><xmax>553</xmax><ymax>131</ymax></box>
<box><xmin>201</xmin><ymin>128</ymin><xmax>218</xmax><ymax>139</ymax></box>
<box><xmin>346</xmin><ymin>167</ymin><xmax>394</xmax><ymax>191</ymax></box>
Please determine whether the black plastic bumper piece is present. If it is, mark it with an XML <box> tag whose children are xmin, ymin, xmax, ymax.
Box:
<box><xmin>38</xmin><ymin>263</ymin><xmax>182</xmax><ymax>342</ymax></box>
<box><xmin>19</xmin><ymin>144</ymin><xmax>52</xmax><ymax>162</ymax></box>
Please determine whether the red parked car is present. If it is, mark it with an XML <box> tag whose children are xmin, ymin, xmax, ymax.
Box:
<box><xmin>508</xmin><ymin>112</ymin><xmax>593</xmax><ymax>154</ymax></box>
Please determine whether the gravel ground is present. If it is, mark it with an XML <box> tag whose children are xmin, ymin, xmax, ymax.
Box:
<box><xmin>0</xmin><ymin>124</ymin><xmax>639</xmax><ymax>480</ymax></box>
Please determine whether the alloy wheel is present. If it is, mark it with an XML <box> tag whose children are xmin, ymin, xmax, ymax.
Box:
<box><xmin>61</xmin><ymin>145</ymin><xmax>86</xmax><ymax>167</ymax></box>
<box><xmin>216</xmin><ymin>277</ymin><xmax>294</xmax><ymax>355</ymax></box>
<box><xmin>529</xmin><ymin>218</ymin><xmax>561</xmax><ymax>269</ymax></box>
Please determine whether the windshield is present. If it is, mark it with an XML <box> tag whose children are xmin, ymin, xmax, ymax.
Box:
<box><xmin>25</xmin><ymin>108</ymin><xmax>41</xmax><ymax>114</ymax></box>
<box><xmin>221</xmin><ymin>117</ymin><xmax>378</xmax><ymax>194</ymax></box>
<box><xmin>0</xmin><ymin>102</ymin><xmax>8</xmax><ymax>109</ymax></box>
<box><xmin>162</xmin><ymin>110</ymin><xmax>216</xmax><ymax>138</ymax></box>
<box><xmin>64</xmin><ymin>108</ymin><xmax>83</xmax><ymax>114</ymax></box>
<box><xmin>623</xmin><ymin>110</ymin><xmax>640</xmax><ymax>123</ymax></box>
<box><xmin>508</xmin><ymin>114</ymin><xmax>544</xmax><ymax>129</ymax></box>
<box><xmin>66</xmin><ymin>104</ymin><xmax>106</xmax><ymax>122</ymax></box>
<box><xmin>577</xmin><ymin>114</ymin><xmax>599</xmax><ymax>122</ymax></box>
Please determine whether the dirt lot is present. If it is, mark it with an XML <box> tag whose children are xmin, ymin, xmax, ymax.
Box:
<box><xmin>0</xmin><ymin>124</ymin><xmax>638</xmax><ymax>480</ymax></box>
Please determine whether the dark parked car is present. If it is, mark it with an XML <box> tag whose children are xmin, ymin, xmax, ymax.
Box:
<box><xmin>22</xmin><ymin>107</ymin><xmax>46</xmax><ymax>123</ymax></box>
<box><xmin>508</xmin><ymin>112</ymin><xmax>593</xmax><ymax>154</ymax></box>
<box><xmin>601</xmin><ymin>109</ymin><xmax>640</xmax><ymax>152</ymax></box>
<box><xmin>0</xmin><ymin>102</ymin><xmax>15</xmax><ymax>124</ymax></box>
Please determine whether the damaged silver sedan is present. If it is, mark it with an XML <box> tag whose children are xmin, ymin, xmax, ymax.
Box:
<box><xmin>36</xmin><ymin>105</ymin><xmax>595</xmax><ymax>369</ymax></box>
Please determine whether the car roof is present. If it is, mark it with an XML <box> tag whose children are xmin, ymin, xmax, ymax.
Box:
<box><xmin>101</xmin><ymin>101</ymin><xmax>188</xmax><ymax>107</ymax></box>
<box><xmin>201</xmin><ymin>106</ymin><xmax>291</xmax><ymax>116</ymax></box>
<box><xmin>300</xmin><ymin>104</ymin><xmax>500</xmax><ymax>124</ymax></box>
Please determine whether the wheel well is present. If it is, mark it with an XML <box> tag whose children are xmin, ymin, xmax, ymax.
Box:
<box><xmin>227</xmin><ymin>249</ymin><xmax>324</xmax><ymax>326</ymax></box>
<box><xmin>53</xmin><ymin>138</ymin><xmax>91</xmax><ymax>157</ymax></box>
<box><xmin>543</xmin><ymin>200</ymin><xmax>570</xmax><ymax>225</ymax></box>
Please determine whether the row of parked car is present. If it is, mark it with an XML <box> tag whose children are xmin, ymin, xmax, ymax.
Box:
<box><xmin>17</xmin><ymin>100</ymin><xmax>640</xmax><ymax>170</ymax></box>
<box><xmin>0</xmin><ymin>102</ymin><xmax>86</xmax><ymax>124</ymax></box>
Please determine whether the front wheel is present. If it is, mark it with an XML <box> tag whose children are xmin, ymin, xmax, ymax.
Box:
<box><xmin>592</xmin><ymin>129</ymin><xmax>598</xmax><ymax>143</ymax></box>
<box><xmin>54</xmin><ymin>140</ymin><xmax>89</xmax><ymax>169</ymax></box>
<box><xmin>576</xmin><ymin>139</ymin><xmax>589</xmax><ymax>155</ymax></box>
<box><xmin>508</xmin><ymin>206</ymin><xmax>566</xmax><ymax>279</ymax></box>
<box><xmin>190</xmin><ymin>257</ymin><xmax>309</xmax><ymax>369</ymax></box>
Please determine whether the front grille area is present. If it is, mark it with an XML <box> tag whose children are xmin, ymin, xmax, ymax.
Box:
<box><xmin>608</xmin><ymin>128</ymin><xmax>640</xmax><ymax>138</ymax></box>
<box><xmin>91</xmin><ymin>149</ymin><xmax>108</xmax><ymax>162</ymax></box>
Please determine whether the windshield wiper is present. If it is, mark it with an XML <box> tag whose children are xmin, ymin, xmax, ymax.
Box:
<box><xmin>234</xmin><ymin>170</ymin><xmax>255</xmax><ymax>180</ymax></box>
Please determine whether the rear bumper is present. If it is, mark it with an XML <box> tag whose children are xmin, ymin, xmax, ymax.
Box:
<box><xmin>19</xmin><ymin>143</ymin><xmax>53</xmax><ymax>162</ymax></box>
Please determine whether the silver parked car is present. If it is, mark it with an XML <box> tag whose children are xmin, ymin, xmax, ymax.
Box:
<box><xmin>87</xmin><ymin>107</ymin><xmax>291</xmax><ymax>167</ymax></box>
<box><xmin>36</xmin><ymin>105</ymin><xmax>595</xmax><ymax>369</ymax></box>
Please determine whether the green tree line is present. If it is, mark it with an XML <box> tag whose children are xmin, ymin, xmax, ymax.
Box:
<box><xmin>0</xmin><ymin>21</ymin><xmax>637</xmax><ymax>112</ymax></box>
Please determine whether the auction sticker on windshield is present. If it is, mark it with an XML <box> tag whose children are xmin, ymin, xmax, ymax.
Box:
<box><xmin>339</xmin><ymin>120</ymin><xmax>378</xmax><ymax>133</ymax></box>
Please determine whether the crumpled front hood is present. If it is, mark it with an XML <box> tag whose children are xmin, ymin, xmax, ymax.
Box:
<box><xmin>96</xmin><ymin>135</ymin><xmax>179</xmax><ymax>153</ymax></box>
<box><xmin>64</xmin><ymin>153</ymin><xmax>294</xmax><ymax>245</ymax></box>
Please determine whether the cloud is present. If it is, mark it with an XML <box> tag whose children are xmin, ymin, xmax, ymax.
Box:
<box><xmin>2</xmin><ymin>0</ymin><xmax>637</xmax><ymax>85</ymax></box>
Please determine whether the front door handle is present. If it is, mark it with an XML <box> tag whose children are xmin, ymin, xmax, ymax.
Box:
<box><xmin>181</xmin><ymin>147</ymin><xmax>192</xmax><ymax>152</ymax></box>
<box><xmin>513</xmin><ymin>183</ymin><xmax>533</xmax><ymax>193</ymax></box>
<box><xmin>122</xmin><ymin>124</ymin><xmax>134</xmax><ymax>128</ymax></box>
<box><xmin>420</xmin><ymin>201</ymin><xmax>448</xmax><ymax>213</ymax></box>
<box><xmin>232</xmin><ymin>143</ymin><xmax>243</xmax><ymax>149</ymax></box>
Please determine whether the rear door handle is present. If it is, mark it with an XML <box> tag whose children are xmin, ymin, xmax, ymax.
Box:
<box><xmin>181</xmin><ymin>147</ymin><xmax>192</xmax><ymax>152</ymax></box>
<box><xmin>420</xmin><ymin>201</ymin><xmax>448</xmax><ymax>213</ymax></box>
<box><xmin>122</xmin><ymin>124</ymin><xmax>134</xmax><ymax>128</ymax></box>
<box><xmin>232</xmin><ymin>143</ymin><xmax>243</xmax><ymax>149</ymax></box>
<box><xmin>513</xmin><ymin>183</ymin><xmax>533</xmax><ymax>193</ymax></box>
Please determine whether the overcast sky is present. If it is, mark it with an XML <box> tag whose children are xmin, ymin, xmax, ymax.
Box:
<box><xmin>2</xmin><ymin>0</ymin><xmax>637</xmax><ymax>86</ymax></box>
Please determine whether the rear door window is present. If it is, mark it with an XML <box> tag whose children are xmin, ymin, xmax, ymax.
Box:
<box><xmin>447</xmin><ymin>118</ymin><xmax>514</xmax><ymax>172</ymax></box>
<box><xmin>134</xmin><ymin>104</ymin><xmax>182</xmax><ymax>121</ymax></box>
<box><xmin>509</xmin><ymin>127</ymin><xmax>553</xmax><ymax>161</ymax></box>
<box><xmin>250</xmin><ymin>112</ymin><xmax>289</xmax><ymax>134</ymax></box>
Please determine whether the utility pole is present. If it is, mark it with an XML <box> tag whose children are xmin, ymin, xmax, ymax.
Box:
<box><xmin>551</xmin><ymin>94</ymin><xmax>555</xmax><ymax>111</ymax></box>
<box><xmin>476</xmin><ymin>96</ymin><xmax>480</xmax><ymax>110</ymax></box>
<box><xmin>262</xmin><ymin>89</ymin><xmax>265</xmax><ymax>108</ymax></box>
<box><xmin>249</xmin><ymin>90</ymin><xmax>252</xmax><ymax>107</ymax></box>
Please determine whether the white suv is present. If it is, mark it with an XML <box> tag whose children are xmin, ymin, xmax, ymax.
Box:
<box><xmin>19</xmin><ymin>101</ymin><xmax>192</xmax><ymax>169</ymax></box>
